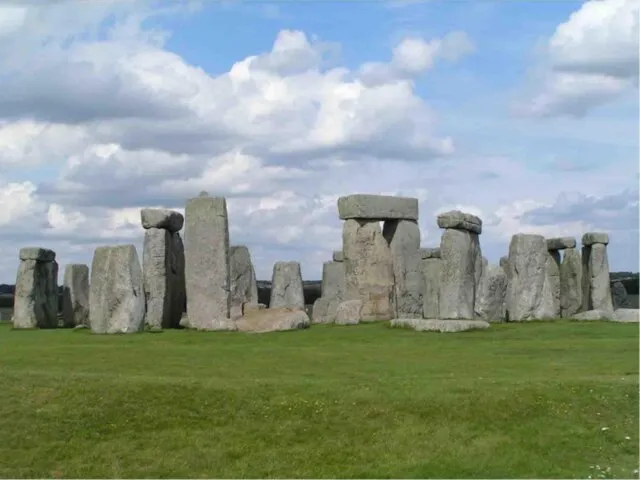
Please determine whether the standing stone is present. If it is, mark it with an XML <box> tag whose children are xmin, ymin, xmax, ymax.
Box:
<box><xmin>475</xmin><ymin>264</ymin><xmax>507</xmax><ymax>322</ymax></box>
<box><xmin>581</xmin><ymin>233</ymin><xmax>613</xmax><ymax>314</ymax></box>
<box><xmin>499</xmin><ymin>256</ymin><xmax>508</xmax><ymax>269</ymax></box>
<box><xmin>538</xmin><ymin>250</ymin><xmax>561</xmax><ymax>319</ymax></box>
<box><xmin>421</xmin><ymin>257</ymin><xmax>441</xmax><ymax>319</ymax></box>
<box><xmin>611</xmin><ymin>281</ymin><xmax>631</xmax><ymax>309</ymax></box>
<box><xmin>473</xmin><ymin>255</ymin><xmax>488</xmax><ymax>316</ymax></box>
<box><xmin>312</xmin><ymin>261</ymin><xmax>346</xmax><ymax>323</ymax></box>
<box><xmin>62</xmin><ymin>264</ymin><xmax>90</xmax><ymax>328</ymax></box>
<box><xmin>438</xmin><ymin>229</ymin><xmax>479</xmax><ymax>320</ymax></box>
<box><xmin>560</xmin><ymin>247</ymin><xmax>582</xmax><ymax>318</ymax></box>
<box><xmin>143</xmin><ymin>228</ymin><xmax>185</xmax><ymax>330</ymax></box>
<box><xmin>13</xmin><ymin>248</ymin><xmax>58</xmax><ymax>329</ymax></box>
<box><xmin>89</xmin><ymin>245</ymin><xmax>145</xmax><ymax>334</ymax></box>
<box><xmin>184</xmin><ymin>194</ymin><xmax>233</xmax><ymax>330</ymax></box>
<box><xmin>270</xmin><ymin>261</ymin><xmax>305</xmax><ymax>310</ymax></box>
<box><xmin>505</xmin><ymin>234</ymin><xmax>546</xmax><ymax>321</ymax></box>
<box><xmin>343</xmin><ymin>219</ymin><xmax>394</xmax><ymax>321</ymax></box>
<box><xmin>229</xmin><ymin>245</ymin><xmax>259</xmax><ymax>317</ymax></box>
<box><xmin>383</xmin><ymin>219</ymin><xmax>424</xmax><ymax>318</ymax></box>
<box><xmin>335</xmin><ymin>299</ymin><xmax>362</xmax><ymax>325</ymax></box>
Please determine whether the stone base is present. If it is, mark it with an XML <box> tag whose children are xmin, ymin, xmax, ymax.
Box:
<box><xmin>391</xmin><ymin>318</ymin><xmax>490</xmax><ymax>333</ymax></box>
<box><xmin>612</xmin><ymin>308</ymin><xmax>639</xmax><ymax>323</ymax></box>
<box><xmin>571</xmin><ymin>309</ymin><xmax>614</xmax><ymax>321</ymax></box>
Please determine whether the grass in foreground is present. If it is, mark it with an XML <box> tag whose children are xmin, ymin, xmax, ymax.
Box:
<box><xmin>0</xmin><ymin>321</ymin><xmax>638</xmax><ymax>479</ymax></box>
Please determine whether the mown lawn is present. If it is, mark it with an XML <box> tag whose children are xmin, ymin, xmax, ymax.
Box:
<box><xmin>0</xmin><ymin>321</ymin><xmax>637</xmax><ymax>479</ymax></box>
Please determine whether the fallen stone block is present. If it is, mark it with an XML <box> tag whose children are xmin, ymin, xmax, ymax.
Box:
<box><xmin>436</xmin><ymin>210</ymin><xmax>482</xmax><ymax>234</ymax></box>
<box><xmin>391</xmin><ymin>318</ymin><xmax>490</xmax><ymax>333</ymax></box>
<box><xmin>547</xmin><ymin>237</ymin><xmax>576</xmax><ymax>250</ymax></box>
<box><xmin>140</xmin><ymin>208</ymin><xmax>184</xmax><ymax>232</ymax></box>
<box><xmin>337</xmin><ymin>194</ymin><xmax>419</xmax><ymax>221</ymax></box>
<box><xmin>612</xmin><ymin>308</ymin><xmax>639</xmax><ymax>323</ymax></box>
<box><xmin>571</xmin><ymin>309</ymin><xmax>614</xmax><ymax>321</ymax></box>
<box><xmin>235</xmin><ymin>307</ymin><xmax>310</xmax><ymax>333</ymax></box>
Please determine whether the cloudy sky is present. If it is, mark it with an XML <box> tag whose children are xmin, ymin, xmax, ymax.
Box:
<box><xmin>0</xmin><ymin>0</ymin><xmax>638</xmax><ymax>283</ymax></box>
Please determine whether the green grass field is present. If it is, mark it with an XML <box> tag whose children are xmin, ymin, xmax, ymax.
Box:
<box><xmin>0</xmin><ymin>321</ymin><xmax>638</xmax><ymax>479</ymax></box>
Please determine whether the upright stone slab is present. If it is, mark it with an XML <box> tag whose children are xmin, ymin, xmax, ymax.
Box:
<box><xmin>611</xmin><ymin>281</ymin><xmax>631</xmax><ymax>309</ymax></box>
<box><xmin>184</xmin><ymin>193</ymin><xmax>233</xmax><ymax>330</ymax></box>
<box><xmin>383</xmin><ymin>219</ymin><xmax>424</xmax><ymax>318</ymax></box>
<box><xmin>62</xmin><ymin>264</ymin><xmax>90</xmax><ymax>328</ymax></box>
<box><xmin>421</xmin><ymin>257</ymin><xmax>441</xmax><ymax>319</ymax></box>
<box><xmin>538</xmin><ymin>249</ymin><xmax>561</xmax><ymax>319</ymax></box>
<box><xmin>343</xmin><ymin>219</ymin><xmax>394</xmax><ymax>321</ymax></box>
<box><xmin>474</xmin><ymin>264</ymin><xmax>507</xmax><ymax>322</ymax></box>
<box><xmin>473</xmin><ymin>255</ymin><xmax>488</xmax><ymax>315</ymax></box>
<box><xmin>581</xmin><ymin>233</ymin><xmax>613</xmax><ymax>314</ymax></box>
<box><xmin>89</xmin><ymin>245</ymin><xmax>146</xmax><ymax>334</ymax></box>
<box><xmin>229</xmin><ymin>245</ymin><xmax>259</xmax><ymax>317</ymax></box>
<box><xmin>143</xmin><ymin>228</ymin><xmax>185</xmax><ymax>330</ymax></box>
<box><xmin>505</xmin><ymin>234</ymin><xmax>546</xmax><ymax>321</ymax></box>
<box><xmin>312</xmin><ymin>261</ymin><xmax>346</xmax><ymax>323</ymax></box>
<box><xmin>560</xmin><ymin>247</ymin><xmax>582</xmax><ymax>318</ymax></box>
<box><xmin>270</xmin><ymin>261</ymin><xmax>305</xmax><ymax>310</ymax></box>
<box><xmin>13</xmin><ymin>248</ymin><xmax>58</xmax><ymax>329</ymax></box>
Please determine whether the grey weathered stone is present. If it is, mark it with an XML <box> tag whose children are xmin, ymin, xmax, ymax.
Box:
<box><xmin>270</xmin><ymin>261</ymin><xmax>305</xmax><ymax>310</ymax></box>
<box><xmin>582</xmin><ymin>243</ymin><xmax>613</xmax><ymax>314</ymax></box>
<box><xmin>312</xmin><ymin>297</ymin><xmax>339</xmax><ymax>324</ymax></box>
<box><xmin>421</xmin><ymin>257</ymin><xmax>441</xmax><ymax>319</ymax></box>
<box><xmin>582</xmin><ymin>232</ymin><xmax>609</xmax><ymax>246</ymax></box>
<box><xmin>140</xmin><ymin>208</ymin><xmax>184</xmax><ymax>233</ymax></box>
<box><xmin>337</xmin><ymin>194</ymin><xmax>419</xmax><ymax>221</ymax></box>
<box><xmin>438</xmin><ymin>229</ymin><xmax>479</xmax><ymax>320</ymax></box>
<box><xmin>235</xmin><ymin>307</ymin><xmax>310</xmax><ymax>333</ymax></box>
<box><xmin>560</xmin><ymin>247</ymin><xmax>582</xmax><ymax>318</ymax></box>
<box><xmin>499</xmin><ymin>256</ymin><xmax>508</xmax><ymax>269</ymax></box>
<box><xmin>230</xmin><ymin>246</ymin><xmax>259</xmax><ymax>315</ymax></box>
<box><xmin>383</xmin><ymin>219</ymin><xmax>424</xmax><ymax>318</ymax></box>
<box><xmin>343</xmin><ymin>219</ymin><xmax>394</xmax><ymax>321</ymax></box>
<box><xmin>13</xmin><ymin>253</ymin><xmax>58</xmax><ymax>329</ymax></box>
<box><xmin>19</xmin><ymin>247</ymin><xmax>56</xmax><ymax>262</ymax></box>
<box><xmin>332</xmin><ymin>251</ymin><xmax>344</xmax><ymax>262</ymax></box>
<box><xmin>547</xmin><ymin>237</ymin><xmax>576</xmax><ymax>250</ymax></box>
<box><xmin>419</xmin><ymin>247</ymin><xmax>441</xmax><ymax>259</ymax></box>
<box><xmin>572</xmin><ymin>309</ymin><xmax>614</xmax><ymax>321</ymax></box>
<box><xmin>184</xmin><ymin>195</ymin><xmax>233</xmax><ymax>330</ymax></box>
<box><xmin>436</xmin><ymin>210</ymin><xmax>482</xmax><ymax>234</ymax></box>
<box><xmin>505</xmin><ymin>234</ymin><xmax>546</xmax><ymax>321</ymax></box>
<box><xmin>612</xmin><ymin>308</ymin><xmax>639</xmax><ymax>323</ymax></box>
<box><xmin>538</xmin><ymin>250</ymin><xmax>561</xmax><ymax>319</ymax></box>
<box><xmin>611</xmin><ymin>281</ymin><xmax>631</xmax><ymax>309</ymax></box>
<box><xmin>391</xmin><ymin>317</ymin><xmax>490</xmax><ymax>333</ymax></box>
<box><xmin>474</xmin><ymin>264</ymin><xmax>507</xmax><ymax>322</ymax></box>
<box><xmin>62</xmin><ymin>264</ymin><xmax>89</xmax><ymax>328</ymax></box>
<box><xmin>335</xmin><ymin>299</ymin><xmax>362</xmax><ymax>325</ymax></box>
<box><xmin>143</xmin><ymin>228</ymin><xmax>185</xmax><ymax>330</ymax></box>
<box><xmin>312</xmin><ymin>261</ymin><xmax>346</xmax><ymax>324</ymax></box>
<box><xmin>89</xmin><ymin>245</ymin><xmax>146</xmax><ymax>334</ymax></box>
<box><xmin>474</xmin><ymin>255</ymin><xmax>488</xmax><ymax>311</ymax></box>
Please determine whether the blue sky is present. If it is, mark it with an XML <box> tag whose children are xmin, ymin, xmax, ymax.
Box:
<box><xmin>0</xmin><ymin>0</ymin><xmax>637</xmax><ymax>282</ymax></box>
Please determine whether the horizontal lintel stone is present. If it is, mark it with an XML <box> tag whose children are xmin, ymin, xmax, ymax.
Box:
<box><xmin>337</xmin><ymin>194</ymin><xmax>419</xmax><ymax>221</ymax></box>
<box><xmin>582</xmin><ymin>232</ymin><xmax>609</xmax><ymax>246</ymax></box>
<box><xmin>546</xmin><ymin>237</ymin><xmax>577</xmax><ymax>250</ymax></box>
<box><xmin>436</xmin><ymin>210</ymin><xmax>482</xmax><ymax>234</ymax></box>
<box><xmin>19</xmin><ymin>247</ymin><xmax>56</xmax><ymax>262</ymax></box>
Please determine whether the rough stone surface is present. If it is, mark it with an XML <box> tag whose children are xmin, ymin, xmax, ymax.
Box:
<box><xmin>270</xmin><ymin>261</ymin><xmax>305</xmax><ymax>310</ymax></box>
<box><xmin>343</xmin><ymin>219</ymin><xmax>394</xmax><ymax>321</ymax></box>
<box><xmin>312</xmin><ymin>261</ymin><xmax>346</xmax><ymax>324</ymax></box>
<box><xmin>547</xmin><ymin>237</ymin><xmax>576</xmax><ymax>250</ymax></box>
<box><xmin>505</xmin><ymin>234</ymin><xmax>547</xmax><ymax>321</ymax></box>
<box><xmin>391</xmin><ymin>317</ymin><xmax>490</xmax><ymax>333</ymax></box>
<box><xmin>184</xmin><ymin>195</ymin><xmax>233</xmax><ymax>330</ymax></box>
<box><xmin>582</xmin><ymin>232</ymin><xmax>609</xmax><ymax>246</ymax></box>
<box><xmin>572</xmin><ymin>309</ymin><xmax>614</xmax><ymax>321</ymax></box>
<box><xmin>140</xmin><ymin>208</ymin><xmax>184</xmax><ymax>232</ymax></box>
<box><xmin>421</xmin><ymin>258</ymin><xmax>441</xmax><ymax>319</ymax></box>
<box><xmin>229</xmin><ymin>246</ymin><xmax>259</xmax><ymax>314</ymax></box>
<box><xmin>19</xmin><ymin>247</ymin><xmax>56</xmax><ymax>262</ymax></box>
<box><xmin>419</xmin><ymin>247</ymin><xmax>441</xmax><ymax>259</ymax></box>
<box><xmin>438</xmin><ymin>229</ymin><xmax>479</xmax><ymax>320</ymax></box>
<box><xmin>235</xmin><ymin>307</ymin><xmax>310</xmax><ymax>333</ymax></box>
<box><xmin>13</xmin><ymin>256</ymin><xmax>58</xmax><ymax>329</ymax></box>
<box><xmin>611</xmin><ymin>281</ymin><xmax>631</xmax><ymax>309</ymax></box>
<box><xmin>560</xmin><ymin>247</ymin><xmax>582</xmax><ymax>318</ymax></box>
<box><xmin>436</xmin><ymin>210</ymin><xmax>482</xmax><ymax>234</ymax></box>
<box><xmin>474</xmin><ymin>255</ymin><xmax>488</xmax><ymax>311</ymax></box>
<box><xmin>499</xmin><ymin>256</ymin><xmax>508</xmax><ymax>269</ymax></box>
<box><xmin>143</xmin><ymin>228</ymin><xmax>185</xmax><ymax>330</ymax></box>
<box><xmin>335</xmin><ymin>299</ymin><xmax>362</xmax><ymax>325</ymax></box>
<box><xmin>612</xmin><ymin>308</ymin><xmax>639</xmax><ymax>323</ymax></box>
<box><xmin>312</xmin><ymin>297</ymin><xmax>340</xmax><ymax>324</ymax></box>
<box><xmin>383</xmin><ymin>219</ymin><xmax>424</xmax><ymax>318</ymax></box>
<box><xmin>337</xmin><ymin>194</ymin><xmax>419</xmax><ymax>221</ymax></box>
<box><xmin>62</xmin><ymin>264</ymin><xmax>90</xmax><ymax>328</ymax></box>
<box><xmin>332</xmin><ymin>251</ymin><xmax>344</xmax><ymax>262</ymax></box>
<box><xmin>582</xmin><ymin>243</ymin><xmax>613</xmax><ymax>314</ymax></box>
<box><xmin>474</xmin><ymin>264</ymin><xmax>507</xmax><ymax>322</ymax></box>
<box><xmin>89</xmin><ymin>245</ymin><xmax>146</xmax><ymax>334</ymax></box>
<box><xmin>538</xmin><ymin>250</ymin><xmax>561</xmax><ymax>319</ymax></box>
